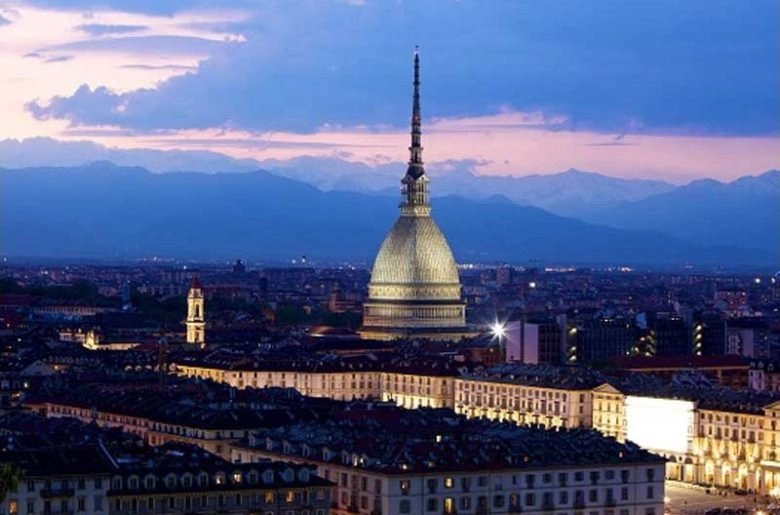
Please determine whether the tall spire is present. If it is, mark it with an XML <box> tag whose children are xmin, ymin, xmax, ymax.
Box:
<box><xmin>407</xmin><ymin>46</ymin><xmax>424</xmax><ymax>179</ymax></box>
<box><xmin>401</xmin><ymin>46</ymin><xmax>430</xmax><ymax>216</ymax></box>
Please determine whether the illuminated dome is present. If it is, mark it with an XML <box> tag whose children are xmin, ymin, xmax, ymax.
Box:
<box><xmin>360</xmin><ymin>49</ymin><xmax>469</xmax><ymax>341</ymax></box>
<box><xmin>369</xmin><ymin>215</ymin><xmax>461</xmax><ymax>299</ymax></box>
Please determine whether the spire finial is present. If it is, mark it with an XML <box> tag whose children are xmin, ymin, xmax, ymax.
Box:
<box><xmin>407</xmin><ymin>45</ymin><xmax>424</xmax><ymax>178</ymax></box>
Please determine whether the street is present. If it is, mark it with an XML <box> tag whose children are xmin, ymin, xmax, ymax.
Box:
<box><xmin>666</xmin><ymin>482</ymin><xmax>763</xmax><ymax>515</ymax></box>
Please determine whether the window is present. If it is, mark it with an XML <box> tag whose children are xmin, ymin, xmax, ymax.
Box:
<box><xmin>525</xmin><ymin>493</ymin><xmax>536</xmax><ymax>506</ymax></box>
<box><xmin>646</xmin><ymin>509</ymin><xmax>656</xmax><ymax>515</ymax></box>
<box><xmin>606</xmin><ymin>470</ymin><xmax>615</xmax><ymax>480</ymax></box>
<box><xmin>621</xmin><ymin>470</ymin><xmax>630</xmax><ymax>483</ymax></box>
<box><xmin>558</xmin><ymin>472</ymin><xmax>568</xmax><ymax>486</ymax></box>
<box><xmin>77</xmin><ymin>498</ymin><xmax>85</xmax><ymax>511</ymax></box>
<box><xmin>26</xmin><ymin>501</ymin><xmax>34</xmax><ymax>514</ymax></box>
<box><xmin>400</xmin><ymin>500</ymin><xmax>411</xmax><ymax>513</ymax></box>
<box><xmin>78</xmin><ymin>478</ymin><xmax>86</xmax><ymax>490</ymax></box>
<box><xmin>575</xmin><ymin>471</ymin><xmax>584</xmax><ymax>482</ymax></box>
<box><xmin>621</xmin><ymin>487</ymin><xmax>629</xmax><ymax>501</ymax></box>
<box><xmin>460</xmin><ymin>496</ymin><xmax>472</xmax><ymax>510</ymax></box>
<box><xmin>427</xmin><ymin>478</ymin><xmax>438</xmax><ymax>493</ymax></box>
<box><xmin>26</xmin><ymin>480</ymin><xmax>34</xmax><ymax>492</ymax></box>
<box><xmin>646</xmin><ymin>468</ymin><xmax>656</xmax><ymax>481</ymax></box>
<box><xmin>543</xmin><ymin>473</ymin><xmax>552</xmax><ymax>484</ymax></box>
<box><xmin>647</xmin><ymin>486</ymin><xmax>654</xmax><ymax>499</ymax></box>
<box><xmin>400</xmin><ymin>479</ymin><xmax>411</xmax><ymax>494</ymax></box>
<box><xmin>94</xmin><ymin>496</ymin><xmax>103</xmax><ymax>511</ymax></box>
<box><xmin>589</xmin><ymin>489</ymin><xmax>598</xmax><ymax>502</ymax></box>
<box><xmin>494</xmin><ymin>495</ymin><xmax>505</xmax><ymax>508</ymax></box>
<box><xmin>445</xmin><ymin>477</ymin><xmax>453</xmax><ymax>488</ymax></box>
<box><xmin>543</xmin><ymin>492</ymin><xmax>554</xmax><ymax>509</ymax></box>
<box><xmin>478</xmin><ymin>476</ymin><xmax>488</xmax><ymax>487</ymax></box>
<box><xmin>427</xmin><ymin>498</ymin><xmax>438</xmax><ymax>511</ymax></box>
<box><xmin>559</xmin><ymin>491</ymin><xmax>569</xmax><ymax>504</ymax></box>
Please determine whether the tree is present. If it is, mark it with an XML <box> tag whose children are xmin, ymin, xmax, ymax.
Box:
<box><xmin>0</xmin><ymin>462</ymin><xmax>22</xmax><ymax>502</ymax></box>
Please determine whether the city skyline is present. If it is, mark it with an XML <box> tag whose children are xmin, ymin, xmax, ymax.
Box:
<box><xmin>1</xmin><ymin>0</ymin><xmax>778</xmax><ymax>183</ymax></box>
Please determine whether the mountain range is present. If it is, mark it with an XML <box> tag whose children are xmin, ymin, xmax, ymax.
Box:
<box><xmin>1</xmin><ymin>161</ymin><xmax>775</xmax><ymax>267</ymax></box>
<box><xmin>583</xmin><ymin>171</ymin><xmax>780</xmax><ymax>251</ymax></box>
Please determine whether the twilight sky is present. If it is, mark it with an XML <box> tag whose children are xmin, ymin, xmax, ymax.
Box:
<box><xmin>0</xmin><ymin>0</ymin><xmax>778</xmax><ymax>182</ymax></box>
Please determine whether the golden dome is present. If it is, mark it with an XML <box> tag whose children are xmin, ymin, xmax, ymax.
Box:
<box><xmin>369</xmin><ymin>215</ymin><xmax>461</xmax><ymax>300</ymax></box>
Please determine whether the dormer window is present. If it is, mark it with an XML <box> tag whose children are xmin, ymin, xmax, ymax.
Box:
<box><xmin>144</xmin><ymin>476</ymin><xmax>155</xmax><ymax>489</ymax></box>
<box><xmin>232</xmin><ymin>471</ymin><xmax>242</xmax><ymax>484</ymax></box>
<box><xmin>263</xmin><ymin>470</ymin><xmax>274</xmax><ymax>484</ymax></box>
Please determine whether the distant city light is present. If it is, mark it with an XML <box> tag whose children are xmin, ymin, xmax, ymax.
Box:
<box><xmin>528</xmin><ymin>281</ymin><xmax>537</xmax><ymax>288</ymax></box>
<box><xmin>755</xmin><ymin>277</ymin><xmax>762</xmax><ymax>284</ymax></box>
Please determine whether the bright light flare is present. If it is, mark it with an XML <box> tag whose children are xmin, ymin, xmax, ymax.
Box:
<box><xmin>491</xmin><ymin>322</ymin><xmax>506</xmax><ymax>339</ymax></box>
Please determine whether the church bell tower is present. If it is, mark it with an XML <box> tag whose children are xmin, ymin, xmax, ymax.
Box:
<box><xmin>186</xmin><ymin>277</ymin><xmax>205</xmax><ymax>346</ymax></box>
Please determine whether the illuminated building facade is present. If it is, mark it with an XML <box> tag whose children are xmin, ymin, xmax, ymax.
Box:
<box><xmin>360</xmin><ymin>49</ymin><xmax>469</xmax><ymax>341</ymax></box>
<box><xmin>186</xmin><ymin>277</ymin><xmax>205</xmax><ymax>346</ymax></box>
<box><xmin>232</xmin><ymin>410</ymin><xmax>665</xmax><ymax>515</ymax></box>
<box><xmin>172</xmin><ymin>354</ymin><xmax>780</xmax><ymax>496</ymax></box>
<box><xmin>591</xmin><ymin>390</ymin><xmax>780</xmax><ymax>496</ymax></box>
